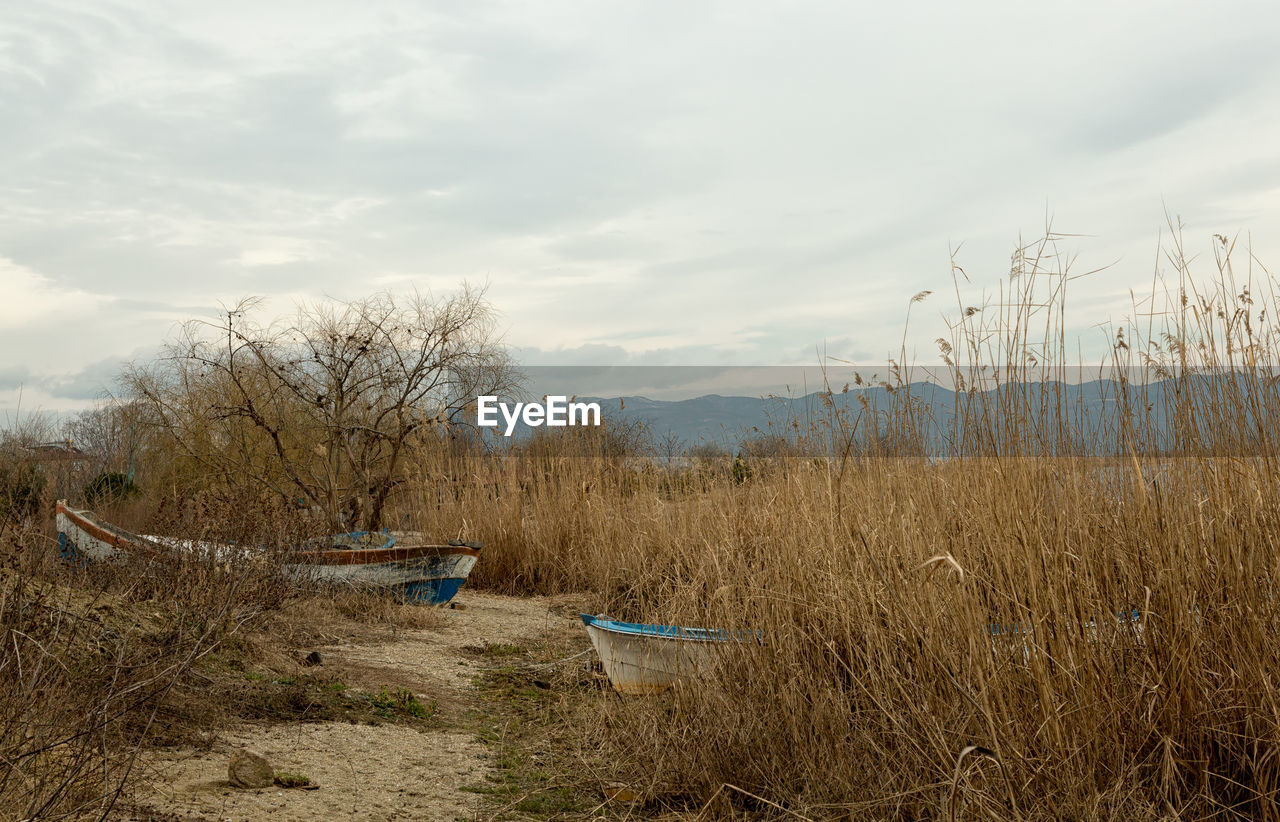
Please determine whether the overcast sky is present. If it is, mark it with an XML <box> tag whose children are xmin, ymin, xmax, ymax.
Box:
<box><xmin>4</xmin><ymin>1</ymin><xmax>1280</xmax><ymax>413</ymax></box>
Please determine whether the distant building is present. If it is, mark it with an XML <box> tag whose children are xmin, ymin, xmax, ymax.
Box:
<box><xmin>24</xmin><ymin>440</ymin><xmax>94</xmax><ymax>499</ymax></box>
<box><xmin>27</xmin><ymin>440</ymin><xmax>90</xmax><ymax>463</ymax></box>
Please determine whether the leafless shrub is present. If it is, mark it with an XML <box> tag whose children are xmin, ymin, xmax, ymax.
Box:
<box><xmin>123</xmin><ymin>288</ymin><xmax>518</xmax><ymax>532</ymax></box>
<box><xmin>0</xmin><ymin>509</ymin><xmax>292</xmax><ymax>819</ymax></box>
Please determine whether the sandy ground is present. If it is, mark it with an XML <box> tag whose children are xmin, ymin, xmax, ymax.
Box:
<box><xmin>128</xmin><ymin>592</ymin><xmax>584</xmax><ymax>822</ymax></box>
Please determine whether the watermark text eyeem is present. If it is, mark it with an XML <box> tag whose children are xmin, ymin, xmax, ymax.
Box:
<box><xmin>475</xmin><ymin>396</ymin><xmax>602</xmax><ymax>436</ymax></box>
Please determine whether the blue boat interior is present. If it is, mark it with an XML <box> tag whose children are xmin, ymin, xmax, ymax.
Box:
<box><xmin>330</xmin><ymin>529</ymin><xmax>397</xmax><ymax>550</ymax></box>
<box><xmin>581</xmin><ymin>613</ymin><xmax>761</xmax><ymax>642</ymax></box>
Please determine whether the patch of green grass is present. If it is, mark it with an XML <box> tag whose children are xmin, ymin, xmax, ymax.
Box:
<box><xmin>225</xmin><ymin>674</ymin><xmax>435</xmax><ymax>727</ymax></box>
<box><xmin>274</xmin><ymin>771</ymin><xmax>312</xmax><ymax>788</ymax></box>
<box><xmin>477</xmin><ymin>666</ymin><xmax>555</xmax><ymax>717</ymax></box>
<box><xmin>368</xmin><ymin>685</ymin><xmax>436</xmax><ymax>720</ymax></box>
<box><xmin>463</xmin><ymin>645</ymin><xmax>610</xmax><ymax>820</ymax></box>
<box><xmin>401</xmin><ymin>691</ymin><xmax>435</xmax><ymax>719</ymax></box>
<box><xmin>369</xmin><ymin>688</ymin><xmax>394</xmax><ymax>716</ymax></box>
<box><xmin>462</xmin><ymin>723</ymin><xmax>589</xmax><ymax>818</ymax></box>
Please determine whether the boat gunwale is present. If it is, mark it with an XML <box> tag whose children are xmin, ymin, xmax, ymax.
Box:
<box><xmin>581</xmin><ymin>613</ymin><xmax>760</xmax><ymax>643</ymax></box>
<box><xmin>56</xmin><ymin>501</ymin><xmax>480</xmax><ymax>567</ymax></box>
<box><xmin>57</xmin><ymin>501</ymin><xmax>169</xmax><ymax>560</ymax></box>
<box><xmin>288</xmin><ymin>543</ymin><xmax>480</xmax><ymax>566</ymax></box>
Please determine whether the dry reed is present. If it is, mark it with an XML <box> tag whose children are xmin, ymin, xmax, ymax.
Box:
<box><xmin>399</xmin><ymin>225</ymin><xmax>1280</xmax><ymax>819</ymax></box>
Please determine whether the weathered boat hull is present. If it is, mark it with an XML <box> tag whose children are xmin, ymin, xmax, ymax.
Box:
<box><xmin>282</xmin><ymin>548</ymin><xmax>478</xmax><ymax>606</ymax></box>
<box><xmin>989</xmin><ymin>608</ymin><xmax>1145</xmax><ymax>661</ymax></box>
<box><xmin>55</xmin><ymin>501</ymin><xmax>479</xmax><ymax>606</ymax></box>
<box><xmin>57</xmin><ymin>501</ymin><xmax>166</xmax><ymax>563</ymax></box>
<box><xmin>580</xmin><ymin>614</ymin><xmax>752</xmax><ymax>695</ymax></box>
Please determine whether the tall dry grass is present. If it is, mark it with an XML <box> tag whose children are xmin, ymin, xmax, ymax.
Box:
<box><xmin>0</xmin><ymin>493</ymin><xmax>296</xmax><ymax>819</ymax></box>
<box><xmin>400</xmin><ymin>225</ymin><xmax>1280</xmax><ymax>818</ymax></box>
<box><xmin>4</xmin><ymin>221</ymin><xmax>1273</xmax><ymax>818</ymax></box>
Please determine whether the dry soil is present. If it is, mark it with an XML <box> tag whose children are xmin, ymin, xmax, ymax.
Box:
<box><xmin>128</xmin><ymin>592</ymin><xmax>583</xmax><ymax>822</ymax></box>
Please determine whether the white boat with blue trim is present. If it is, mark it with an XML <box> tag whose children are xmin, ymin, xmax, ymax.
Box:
<box><xmin>580</xmin><ymin>613</ymin><xmax>758</xmax><ymax>695</ymax></box>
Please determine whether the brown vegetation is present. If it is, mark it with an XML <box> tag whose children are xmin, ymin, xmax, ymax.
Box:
<box><xmin>123</xmin><ymin>288</ymin><xmax>515</xmax><ymax>532</ymax></box>
<box><xmin>4</xmin><ymin>228</ymin><xmax>1280</xmax><ymax>819</ymax></box>
<box><xmin>0</xmin><ymin>515</ymin><xmax>288</xmax><ymax>818</ymax></box>
<box><xmin>397</xmin><ymin>226</ymin><xmax>1280</xmax><ymax>819</ymax></box>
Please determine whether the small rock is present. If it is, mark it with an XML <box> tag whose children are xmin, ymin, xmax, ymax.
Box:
<box><xmin>450</xmin><ymin>602</ymin><xmax>466</xmax><ymax>611</ymax></box>
<box><xmin>302</xmin><ymin>650</ymin><xmax>323</xmax><ymax>667</ymax></box>
<box><xmin>228</xmin><ymin>749</ymin><xmax>274</xmax><ymax>789</ymax></box>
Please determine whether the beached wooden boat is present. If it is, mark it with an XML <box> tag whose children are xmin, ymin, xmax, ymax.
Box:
<box><xmin>281</xmin><ymin>539</ymin><xmax>480</xmax><ymax>605</ymax></box>
<box><xmin>580</xmin><ymin>613</ymin><xmax>757</xmax><ymax>695</ymax></box>
<box><xmin>55</xmin><ymin>501</ymin><xmax>480</xmax><ymax>605</ymax></box>
<box><xmin>55</xmin><ymin>500</ymin><xmax>171</xmax><ymax>564</ymax></box>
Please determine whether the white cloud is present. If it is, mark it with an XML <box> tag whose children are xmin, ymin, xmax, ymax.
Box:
<box><xmin>3</xmin><ymin>0</ymin><xmax>1280</xmax><ymax>409</ymax></box>
<box><xmin>0</xmin><ymin>257</ymin><xmax>102</xmax><ymax>327</ymax></box>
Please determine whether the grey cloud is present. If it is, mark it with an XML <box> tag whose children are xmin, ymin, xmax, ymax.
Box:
<box><xmin>0</xmin><ymin>366</ymin><xmax>33</xmax><ymax>391</ymax></box>
<box><xmin>518</xmin><ymin>365</ymin><xmax>796</xmax><ymax>401</ymax></box>
<box><xmin>4</xmin><ymin>0</ymin><xmax>1280</xmax><ymax>398</ymax></box>
<box><xmin>2</xmin><ymin>21</ymin><xmax>717</xmax><ymax>297</ymax></box>
<box><xmin>791</xmin><ymin>338</ymin><xmax>875</xmax><ymax>365</ymax></box>
<box><xmin>513</xmin><ymin>344</ymin><xmax>634</xmax><ymax>365</ymax></box>
<box><xmin>1056</xmin><ymin>40</ymin><xmax>1280</xmax><ymax>153</ymax></box>
<box><xmin>0</xmin><ymin>355</ymin><xmax>133</xmax><ymax>407</ymax></box>
<box><xmin>37</xmin><ymin>351</ymin><xmax>150</xmax><ymax>401</ymax></box>
<box><xmin>110</xmin><ymin>299</ymin><xmax>224</xmax><ymax>317</ymax></box>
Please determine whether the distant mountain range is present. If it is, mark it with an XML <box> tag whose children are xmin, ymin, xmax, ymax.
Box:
<box><xmin>492</xmin><ymin>376</ymin><xmax>1279</xmax><ymax>455</ymax></box>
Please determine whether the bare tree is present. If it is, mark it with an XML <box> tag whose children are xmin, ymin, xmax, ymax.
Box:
<box><xmin>63</xmin><ymin>400</ymin><xmax>148</xmax><ymax>476</ymax></box>
<box><xmin>125</xmin><ymin>288</ymin><xmax>519</xmax><ymax>532</ymax></box>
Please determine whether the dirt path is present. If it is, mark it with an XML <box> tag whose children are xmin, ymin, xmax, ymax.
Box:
<box><xmin>130</xmin><ymin>592</ymin><xmax>585</xmax><ymax>822</ymax></box>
